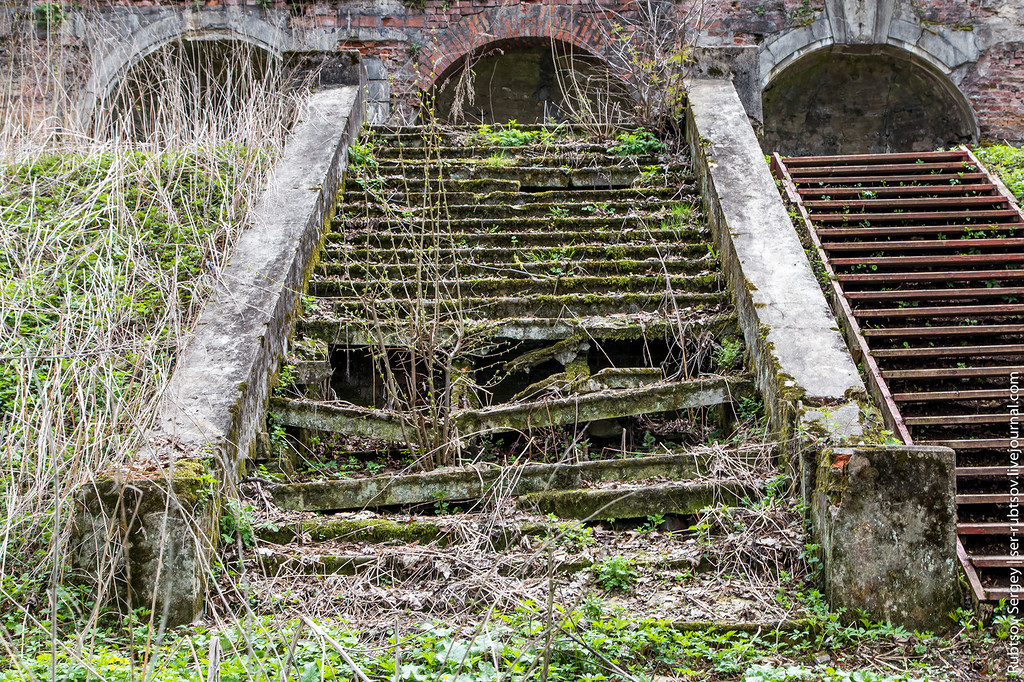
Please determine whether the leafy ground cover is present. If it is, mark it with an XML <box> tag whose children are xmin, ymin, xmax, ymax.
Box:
<box><xmin>974</xmin><ymin>144</ymin><xmax>1024</xmax><ymax>201</ymax></box>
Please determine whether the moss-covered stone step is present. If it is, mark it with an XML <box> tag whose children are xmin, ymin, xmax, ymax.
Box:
<box><xmin>344</xmin><ymin>177</ymin><xmax>525</xmax><ymax>194</ymax></box>
<box><xmin>365</xmin><ymin>124</ymin><xmax>602</xmax><ymax>146</ymax></box>
<box><xmin>335</xmin><ymin>200</ymin><xmax>690</xmax><ymax>220</ymax></box>
<box><xmin>345</xmin><ymin>166</ymin><xmax>682</xmax><ymax>189</ymax></box>
<box><xmin>328</xmin><ymin>224</ymin><xmax>698</xmax><ymax>245</ymax></box>
<box><xmin>371</xmin><ymin>143</ymin><xmax>614</xmax><ymax>159</ymax></box>
<box><xmin>308</xmin><ymin>274</ymin><xmax>722</xmax><ymax>300</ymax></box>
<box><xmin>267</xmin><ymin>447</ymin><xmax>754</xmax><ymax>513</ymax></box>
<box><xmin>325</xmin><ymin>244</ymin><xmax>711</xmax><ymax>265</ymax></box>
<box><xmin>518</xmin><ymin>481</ymin><xmax>762</xmax><ymax>520</ymax></box>
<box><xmin>331</xmin><ymin>214</ymin><xmax>700</xmax><ymax>235</ymax></box>
<box><xmin>362</xmin><ymin>154</ymin><xmax>667</xmax><ymax>170</ymax></box>
<box><xmin>315</xmin><ymin>258</ymin><xmax>714</xmax><ymax>283</ymax></box>
<box><xmin>306</xmin><ymin>291</ymin><xmax>727</xmax><ymax>320</ymax></box>
<box><xmin>338</xmin><ymin>187</ymin><xmax>682</xmax><ymax>207</ymax></box>
<box><xmin>298</xmin><ymin>310</ymin><xmax>740</xmax><ymax>346</ymax></box>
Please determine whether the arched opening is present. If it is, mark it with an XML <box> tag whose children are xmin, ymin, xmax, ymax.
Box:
<box><xmin>762</xmin><ymin>45</ymin><xmax>977</xmax><ymax>155</ymax></box>
<box><xmin>103</xmin><ymin>38</ymin><xmax>286</xmax><ymax>142</ymax></box>
<box><xmin>431</xmin><ymin>39</ymin><xmax>627</xmax><ymax>125</ymax></box>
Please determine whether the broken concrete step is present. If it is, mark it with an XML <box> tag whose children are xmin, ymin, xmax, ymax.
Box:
<box><xmin>257</xmin><ymin>516</ymin><xmax>549</xmax><ymax>547</ymax></box>
<box><xmin>308</xmin><ymin>291</ymin><xmax>727</xmax><ymax>320</ymax></box>
<box><xmin>316</xmin><ymin>257</ymin><xmax>714</xmax><ymax>282</ymax></box>
<box><xmin>299</xmin><ymin>310</ymin><xmax>740</xmax><ymax>345</ymax></box>
<box><xmin>338</xmin><ymin>187</ymin><xmax>683</xmax><ymax>207</ymax></box>
<box><xmin>309</xmin><ymin>274</ymin><xmax>722</xmax><ymax>299</ymax></box>
<box><xmin>267</xmin><ymin>446</ymin><xmax>755</xmax><ymax>512</ymax></box>
<box><xmin>519</xmin><ymin>481</ymin><xmax>761</xmax><ymax>520</ymax></box>
<box><xmin>330</xmin><ymin>245</ymin><xmax>714</xmax><ymax>265</ymax></box>
<box><xmin>269</xmin><ymin>375</ymin><xmax>752</xmax><ymax>459</ymax></box>
<box><xmin>256</xmin><ymin>546</ymin><xmax>701</xmax><ymax>579</ymax></box>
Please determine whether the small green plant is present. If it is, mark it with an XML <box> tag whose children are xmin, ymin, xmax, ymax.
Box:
<box><xmin>736</xmin><ymin>396</ymin><xmax>762</xmax><ymax>421</ymax></box>
<box><xmin>594</xmin><ymin>555</ymin><xmax>639</xmax><ymax>591</ymax></box>
<box><xmin>473</xmin><ymin>121</ymin><xmax>543</xmax><ymax>147</ymax></box>
<box><xmin>274</xmin><ymin>363</ymin><xmax>297</xmax><ymax>395</ymax></box>
<box><xmin>609</xmin><ymin>130</ymin><xmax>665</xmax><ymax>157</ymax></box>
<box><xmin>220</xmin><ymin>498</ymin><xmax>277</xmax><ymax>548</ymax></box>
<box><xmin>481</xmin><ymin>152</ymin><xmax>512</xmax><ymax>167</ymax></box>
<box><xmin>34</xmin><ymin>2</ymin><xmax>64</xmax><ymax>29</ymax></box>
<box><xmin>548</xmin><ymin>515</ymin><xmax>595</xmax><ymax>550</ymax></box>
<box><xmin>348</xmin><ymin>139</ymin><xmax>376</xmax><ymax>167</ymax></box>
<box><xmin>549</xmin><ymin>205</ymin><xmax>570</xmax><ymax>218</ymax></box>
<box><xmin>713</xmin><ymin>337</ymin><xmax>743</xmax><ymax>369</ymax></box>
<box><xmin>640</xmin><ymin>513</ymin><xmax>664</xmax><ymax>534</ymax></box>
<box><xmin>433</xmin><ymin>492</ymin><xmax>452</xmax><ymax>515</ymax></box>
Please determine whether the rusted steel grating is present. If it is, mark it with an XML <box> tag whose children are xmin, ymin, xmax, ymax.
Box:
<box><xmin>772</xmin><ymin>147</ymin><xmax>1024</xmax><ymax>604</ymax></box>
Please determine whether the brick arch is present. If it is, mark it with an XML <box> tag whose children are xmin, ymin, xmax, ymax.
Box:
<box><xmin>762</xmin><ymin>43</ymin><xmax>979</xmax><ymax>154</ymax></box>
<box><xmin>80</xmin><ymin>14</ymin><xmax>289</xmax><ymax>126</ymax></box>
<box><xmin>415</xmin><ymin>4</ymin><xmax>612</xmax><ymax>91</ymax></box>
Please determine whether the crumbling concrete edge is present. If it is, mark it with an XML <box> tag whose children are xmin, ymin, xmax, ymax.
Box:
<box><xmin>72</xmin><ymin>84</ymin><xmax>366</xmax><ymax>626</ymax></box>
<box><xmin>685</xmin><ymin>80</ymin><xmax>959</xmax><ymax>630</ymax></box>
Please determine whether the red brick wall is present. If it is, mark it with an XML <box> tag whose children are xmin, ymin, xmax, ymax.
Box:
<box><xmin>961</xmin><ymin>42</ymin><xmax>1024</xmax><ymax>144</ymax></box>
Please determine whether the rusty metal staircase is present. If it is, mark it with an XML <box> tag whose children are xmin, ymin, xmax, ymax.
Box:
<box><xmin>772</xmin><ymin>148</ymin><xmax>1024</xmax><ymax>604</ymax></box>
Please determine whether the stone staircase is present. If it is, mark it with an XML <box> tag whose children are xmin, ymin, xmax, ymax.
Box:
<box><xmin>240</xmin><ymin>125</ymin><xmax>785</xmax><ymax>624</ymax></box>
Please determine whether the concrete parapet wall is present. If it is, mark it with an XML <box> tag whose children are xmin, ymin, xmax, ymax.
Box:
<box><xmin>685</xmin><ymin>78</ymin><xmax>865</xmax><ymax>438</ymax></box>
<box><xmin>145</xmin><ymin>84</ymin><xmax>363</xmax><ymax>476</ymax></box>
<box><xmin>72</xmin><ymin>83</ymin><xmax>365</xmax><ymax>626</ymax></box>
<box><xmin>809</xmin><ymin>445</ymin><xmax>960</xmax><ymax>630</ymax></box>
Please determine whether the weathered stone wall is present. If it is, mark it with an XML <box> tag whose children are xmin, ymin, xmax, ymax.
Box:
<box><xmin>3</xmin><ymin>0</ymin><xmax>1021</xmax><ymax>144</ymax></box>
<box><xmin>809</xmin><ymin>446</ymin><xmax>961</xmax><ymax>630</ymax></box>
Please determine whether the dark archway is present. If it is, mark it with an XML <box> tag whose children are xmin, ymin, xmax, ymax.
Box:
<box><xmin>104</xmin><ymin>39</ymin><xmax>281</xmax><ymax>142</ymax></box>
<box><xmin>762</xmin><ymin>45</ymin><xmax>978</xmax><ymax>155</ymax></box>
<box><xmin>431</xmin><ymin>39</ymin><xmax>627</xmax><ymax>125</ymax></box>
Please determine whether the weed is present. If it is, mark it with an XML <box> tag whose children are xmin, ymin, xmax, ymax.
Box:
<box><xmin>640</xmin><ymin>513</ymin><xmax>665</xmax><ymax>534</ymax></box>
<box><xmin>348</xmin><ymin>139</ymin><xmax>376</xmax><ymax>166</ymax></box>
<box><xmin>594</xmin><ymin>555</ymin><xmax>638</xmax><ymax>591</ymax></box>
<box><xmin>737</xmin><ymin>396</ymin><xmax>763</xmax><ymax>421</ymax></box>
<box><xmin>610</xmin><ymin>130</ymin><xmax>665</xmax><ymax>156</ymax></box>
<box><xmin>547</xmin><ymin>516</ymin><xmax>595</xmax><ymax>550</ymax></box>
<box><xmin>713</xmin><ymin>337</ymin><xmax>743</xmax><ymax>369</ymax></box>
<box><xmin>472</xmin><ymin>121</ymin><xmax>545</xmax><ymax>147</ymax></box>
<box><xmin>34</xmin><ymin>2</ymin><xmax>64</xmax><ymax>28</ymax></box>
